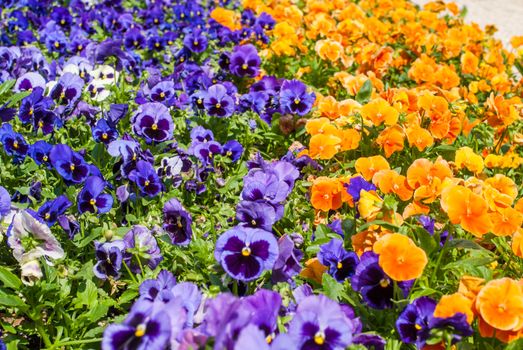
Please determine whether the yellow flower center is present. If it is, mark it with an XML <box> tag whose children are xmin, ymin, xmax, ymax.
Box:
<box><xmin>160</xmin><ymin>92</ymin><xmax>165</xmax><ymax>99</ymax></box>
<box><xmin>215</xmin><ymin>103</ymin><xmax>221</xmax><ymax>109</ymax></box>
<box><xmin>38</xmin><ymin>121</ymin><xmax>44</xmax><ymax>128</ymax></box>
<box><xmin>60</xmin><ymin>91</ymin><xmax>65</xmax><ymax>99</ymax></box>
<box><xmin>314</xmin><ymin>331</ymin><xmax>325</xmax><ymax>345</ymax></box>
<box><xmin>29</xmin><ymin>108</ymin><xmax>33</xmax><ymax>115</ymax></box>
<box><xmin>13</xmin><ymin>141</ymin><xmax>19</xmax><ymax>149</ymax></box>
<box><xmin>415</xmin><ymin>324</ymin><xmax>422</xmax><ymax>331</ymax></box>
<box><xmin>197</xmin><ymin>98</ymin><xmax>202</xmax><ymax>104</ymax></box>
<box><xmin>45</xmin><ymin>213</ymin><xmax>51</xmax><ymax>219</ymax></box>
<box><xmin>337</xmin><ymin>261</ymin><xmax>343</xmax><ymax>269</ymax></box>
<box><xmin>154</xmin><ymin>18</ymin><xmax>158</xmax><ymax>24</ymax></box>
<box><xmin>155</xmin><ymin>42</ymin><xmax>160</xmax><ymax>47</ymax></box>
<box><xmin>54</xmin><ymin>41</ymin><xmax>60</xmax><ymax>48</ymax></box>
<box><xmin>152</xmin><ymin>124</ymin><xmax>158</xmax><ymax>130</ymax></box>
<box><xmin>60</xmin><ymin>19</ymin><xmax>65</xmax><ymax>25</ymax></box>
<box><xmin>242</xmin><ymin>246</ymin><xmax>251</xmax><ymax>257</ymax></box>
<box><xmin>294</xmin><ymin>98</ymin><xmax>300</xmax><ymax>105</ymax></box>
<box><xmin>380</xmin><ymin>278</ymin><xmax>390</xmax><ymax>288</ymax></box>
<box><xmin>266</xmin><ymin>334</ymin><xmax>274</xmax><ymax>344</ymax></box>
<box><xmin>135</xmin><ymin>324</ymin><xmax>146</xmax><ymax>337</ymax></box>
<box><xmin>90</xmin><ymin>198</ymin><xmax>96</xmax><ymax>206</ymax></box>
<box><xmin>242</xmin><ymin>64</ymin><xmax>248</xmax><ymax>70</ymax></box>
<box><xmin>70</xmin><ymin>164</ymin><xmax>75</xmax><ymax>171</ymax></box>
<box><xmin>251</xmin><ymin>219</ymin><xmax>257</xmax><ymax>225</ymax></box>
<box><xmin>43</xmin><ymin>155</ymin><xmax>48</xmax><ymax>162</ymax></box>
<box><xmin>145</xmin><ymin>180</ymin><xmax>150</xmax><ymax>187</ymax></box>
<box><xmin>193</xmin><ymin>40</ymin><xmax>198</xmax><ymax>46</ymax></box>
<box><xmin>77</xmin><ymin>45</ymin><xmax>83</xmax><ymax>51</ymax></box>
<box><xmin>102</xmin><ymin>133</ymin><xmax>108</xmax><ymax>139</ymax></box>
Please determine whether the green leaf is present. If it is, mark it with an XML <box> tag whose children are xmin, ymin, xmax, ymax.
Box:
<box><xmin>0</xmin><ymin>293</ymin><xmax>29</xmax><ymax>310</ymax></box>
<box><xmin>0</xmin><ymin>267</ymin><xmax>22</xmax><ymax>290</ymax></box>
<box><xmin>506</xmin><ymin>338</ymin><xmax>523</xmax><ymax>350</ymax></box>
<box><xmin>409</xmin><ymin>288</ymin><xmax>440</xmax><ymax>300</ymax></box>
<box><xmin>357</xmin><ymin>220</ymin><xmax>399</xmax><ymax>233</ymax></box>
<box><xmin>445</xmin><ymin>239</ymin><xmax>484</xmax><ymax>250</ymax></box>
<box><xmin>355</xmin><ymin>80</ymin><xmax>372</xmax><ymax>104</ymax></box>
<box><xmin>0</xmin><ymin>79</ymin><xmax>15</xmax><ymax>96</ymax></box>
<box><xmin>414</xmin><ymin>227</ymin><xmax>438</xmax><ymax>256</ymax></box>
<box><xmin>322</xmin><ymin>274</ymin><xmax>344</xmax><ymax>301</ymax></box>
<box><xmin>7</xmin><ymin>91</ymin><xmax>31</xmax><ymax>107</ymax></box>
<box><xmin>73</xmin><ymin>280</ymin><xmax>99</xmax><ymax>309</ymax></box>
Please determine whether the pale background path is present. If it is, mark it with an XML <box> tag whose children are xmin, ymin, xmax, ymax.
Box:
<box><xmin>413</xmin><ymin>0</ymin><xmax>523</xmax><ymax>45</ymax></box>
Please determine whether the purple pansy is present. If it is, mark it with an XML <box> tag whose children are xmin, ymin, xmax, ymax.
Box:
<box><xmin>93</xmin><ymin>240</ymin><xmax>126</xmax><ymax>280</ymax></box>
<box><xmin>0</xmin><ymin>186</ymin><xmax>11</xmax><ymax>218</ymax></box>
<box><xmin>345</xmin><ymin>176</ymin><xmax>376</xmax><ymax>202</ymax></box>
<box><xmin>236</xmin><ymin>201</ymin><xmax>276</xmax><ymax>231</ymax></box>
<box><xmin>351</xmin><ymin>251</ymin><xmax>412</xmax><ymax>309</ymax></box>
<box><xmin>77</xmin><ymin>176</ymin><xmax>113</xmax><ymax>214</ymax></box>
<box><xmin>129</xmin><ymin>160</ymin><xmax>162</xmax><ymax>197</ymax></box>
<box><xmin>92</xmin><ymin>119</ymin><xmax>119</xmax><ymax>144</ymax></box>
<box><xmin>50</xmin><ymin>72</ymin><xmax>84</xmax><ymax>105</ymax></box>
<box><xmin>162</xmin><ymin>198</ymin><xmax>192</xmax><ymax>246</ymax></box>
<box><xmin>14</xmin><ymin>72</ymin><xmax>46</xmax><ymax>92</ymax></box>
<box><xmin>131</xmin><ymin>102</ymin><xmax>174</xmax><ymax>143</ymax></box>
<box><xmin>279</xmin><ymin>80</ymin><xmax>315</xmax><ymax>116</ymax></box>
<box><xmin>229</xmin><ymin>44</ymin><xmax>261</xmax><ymax>78</ymax></box>
<box><xmin>0</xmin><ymin>124</ymin><xmax>29</xmax><ymax>163</ymax></box>
<box><xmin>183</xmin><ymin>29</ymin><xmax>208</xmax><ymax>53</ymax></box>
<box><xmin>318</xmin><ymin>238</ymin><xmax>359</xmax><ymax>282</ymax></box>
<box><xmin>272</xmin><ymin>234</ymin><xmax>303</xmax><ymax>283</ymax></box>
<box><xmin>214</xmin><ymin>227</ymin><xmax>278</xmax><ymax>281</ymax></box>
<box><xmin>37</xmin><ymin>195</ymin><xmax>72</xmax><ymax>227</ymax></box>
<box><xmin>222</xmin><ymin>140</ymin><xmax>244</xmax><ymax>162</ymax></box>
<box><xmin>203</xmin><ymin>84</ymin><xmax>235</xmax><ymax>118</ymax></box>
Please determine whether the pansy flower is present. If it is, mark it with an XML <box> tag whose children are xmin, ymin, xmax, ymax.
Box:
<box><xmin>222</xmin><ymin>140</ymin><xmax>243</xmax><ymax>162</ymax></box>
<box><xmin>183</xmin><ymin>28</ymin><xmax>208</xmax><ymax>53</ymax></box>
<box><xmin>318</xmin><ymin>238</ymin><xmax>359</xmax><ymax>282</ymax></box>
<box><xmin>50</xmin><ymin>72</ymin><xmax>84</xmax><ymax>105</ymax></box>
<box><xmin>124</xmin><ymin>28</ymin><xmax>146</xmax><ymax>50</ymax></box>
<box><xmin>14</xmin><ymin>72</ymin><xmax>46</xmax><ymax>92</ymax></box>
<box><xmin>236</xmin><ymin>201</ymin><xmax>276</xmax><ymax>232</ymax></box>
<box><xmin>279</xmin><ymin>80</ymin><xmax>315</xmax><ymax>116</ymax></box>
<box><xmin>214</xmin><ymin>226</ymin><xmax>278</xmax><ymax>281</ymax></box>
<box><xmin>92</xmin><ymin>119</ymin><xmax>119</xmax><ymax>144</ymax></box>
<box><xmin>0</xmin><ymin>124</ymin><xmax>29</xmax><ymax>163</ymax></box>
<box><xmin>131</xmin><ymin>102</ymin><xmax>174</xmax><ymax>143</ymax></box>
<box><xmin>37</xmin><ymin>195</ymin><xmax>72</xmax><ymax>227</ymax></box>
<box><xmin>163</xmin><ymin>198</ymin><xmax>192</xmax><ymax>246</ymax></box>
<box><xmin>203</xmin><ymin>84</ymin><xmax>235</xmax><ymax>118</ymax></box>
<box><xmin>0</xmin><ymin>186</ymin><xmax>10</xmax><ymax>218</ymax></box>
<box><xmin>351</xmin><ymin>252</ymin><xmax>413</xmax><ymax>309</ymax></box>
<box><xmin>77</xmin><ymin>176</ymin><xmax>113</xmax><ymax>214</ymax></box>
<box><xmin>229</xmin><ymin>44</ymin><xmax>261</xmax><ymax>78</ymax></box>
<box><xmin>282</xmin><ymin>295</ymin><xmax>354</xmax><ymax>349</ymax></box>
<box><xmin>272</xmin><ymin>234</ymin><xmax>303</xmax><ymax>283</ymax></box>
<box><xmin>129</xmin><ymin>160</ymin><xmax>162</xmax><ymax>197</ymax></box>
<box><xmin>28</xmin><ymin>141</ymin><xmax>51</xmax><ymax>168</ymax></box>
<box><xmin>49</xmin><ymin>144</ymin><xmax>90</xmax><ymax>184</ymax></box>
<box><xmin>93</xmin><ymin>240</ymin><xmax>126</xmax><ymax>280</ymax></box>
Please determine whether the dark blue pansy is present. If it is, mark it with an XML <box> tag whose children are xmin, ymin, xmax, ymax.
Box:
<box><xmin>351</xmin><ymin>252</ymin><xmax>412</xmax><ymax>309</ymax></box>
<box><xmin>57</xmin><ymin>215</ymin><xmax>80</xmax><ymax>240</ymax></box>
<box><xmin>93</xmin><ymin>240</ymin><xmax>126</xmax><ymax>280</ymax></box>
<box><xmin>203</xmin><ymin>84</ymin><xmax>235</xmax><ymax>118</ymax></box>
<box><xmin>77</xmin><ymin>176</ymin><xmax>113</xmax><ymax>214</ymax></box>
<box><xmin>92</xmin><ymin>119</ymin><xmax>119</xmax><ymax>144</ymax></box>
<box><xmin>0</xmin><ymin>124</ymin><xmax>29</xmax><ymax>163</ymax></box>
<box><xmin>124</xmin><ymin>28</ymin><xmax>146</xmax><ymax>50</ymax></box>
<box><xmin>131</xmin><ymin>102</ymin><xmax>174</xmax><ymax>143</ymax></box>
<box><xmin>256</xmin><ymin>12</ymin><xmax>276</xmax><ymax>31</ymax></box>
<box><xmin>163</xmin><ymin>198</ymin><xmax>192</xmax><ymax>246</ymax></box>
<box><xmin>318</xmin><ymin>238</ymin><xmax>359</xmax><ymax>282</ymax></box>
<box><xmin>19</xmin><ymin>87</ymin><xmax>54</xmax><ymax>124</ymax></box>
<box><xmin>29</xmin><ymin>140</ymin><xmax>53</xmax><ymax>168</ymax></box>
<box><xmin>345</xmin><ymin>176</ymin><xmax>376</xmax><ymax>202</ymax></box>
<box><xmin>129</xmin><ymin>160</ymin><xmax>162</xmax><ymax>197</ymax></box>
<box><xmin>214</xmin><ymin>226</ymin><xmax>278</xmax><ymax>282</ymax></box>
<box><xmin>50</xmin><ymin>7</ymin><xmax>72</xmax><ymax>28</ymax></box>
<box><xmin>17</xmin><ymin>30</ymin><xmax>36</xmax><ymax>46</ymax></box>
<box><xmin>147</xmin><ymin>34</ymin><xmax>165</xmax><ymax>52</ymax></box>
<box><xmin>192</xmin><ymin>140</ymin><xmax>222</xmax><ymax>166</ymax></box>
<box><xmin>183</xmin><ymin>28</ymin><xmax>208</xmax><ymax>53</ymax></box>
<box><xmin>37</xmin><ymin>195</ymin><xmax>72</xmax><ymax>227</ymax></box>
<box><xmin>222</xmin><ymin>140</ymin><xmax>243</xmax><ymax>162</ymax></box>
<box><xmin>44</xmin><ymin>28</ymin><xmax>68</xmax><ymax>54</ymax></box>
<box><xmin>49</xmin><ymin>144</ymin><xmax>90</xmax><ymax>184</ymax></box>
<box><xmin>229</xmin><ymin>44</ymin><xmax>261</xmax><ymax>78</ymax></box>
<box><xmin>279</xmin><ymin>79</ymin><xmax>316</xmax><ymax>116</ymax></box>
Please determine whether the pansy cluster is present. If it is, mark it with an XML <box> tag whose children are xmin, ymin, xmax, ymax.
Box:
<box><xmin>0</xmin><ymin>0</ymin><xmax>523</xmax><ymax>349</ymax></box>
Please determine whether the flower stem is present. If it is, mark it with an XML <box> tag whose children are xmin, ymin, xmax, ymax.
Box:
<box><xmin>35</xmin><ymin>320</ymin><xmax>52</xmax><ymax>349</ymax></box>
<box><xmin>49</xmin><ymin>337</ymin><xmax>103</xmax><ymax>349</ymax></box>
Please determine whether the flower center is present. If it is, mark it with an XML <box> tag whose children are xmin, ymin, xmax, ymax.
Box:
<box><xmin>90</xmin><ymin>198</ymin><xmax>96</xmax><ymax>206</ymax></box>
<box><xmin>102</xmin><ymin>133</ymin><xmax>108</xmax><ymax>139</ymax></box>
<box><xmin>396</xmin><ymin>256</ymin><xmax>405</xmax><ymax>264</ymax></box>
<box><xmin>135</xmin><ymin>323</ymin><xmax>146</xmax><ymax>337</ymax></box>
<box><xmin>251</xmin><ymin>219</ymin><xmax>257</xmax><ymax>226</ymax></box>
<box><xmin>151</xmin><ymin>123</ymin><xmax>158</xmax><ymax>130</ymax></box>
<box><xmin>155</xmin><ymin>42</ymin><xmax>160</xmax><ymax>47</ymax></box>
<box><xmin>242</xmin><ymin>64</ymin><xmax>248</xmax><ymax>70</ymax></box>
<box><xmin>43</xmin><ymin>155</ymin><xmax>48</xmax><ymax>162</ymax></box>
<box><xmin>44</xmin><ymin>213</ymin><xmax>50</xmax><ymax>220</ymax></box>
<box><xmin>415</xmin><ymin>324</ymin><xmax>422</xmax><ymax>331</ymax></box>
<box><xmin>379</xmin><ymin>278</ymin><xmax>390</xmax><ymax>288</ymax></box>
<box><xmin>294</xmin><ymin>98</ymin><xmax>301</xmax><ymax>105</ymax></box>
<box><xmin>70</xmin><ymin>164</ymin><xmax>75</xmax><ymax>171</ymax></box>
<box><xmin>29</xmin><ymin>108</ymin><xmax>33</xmax><ymax>115</ymax></box>
<box><xmin>242</xmin><ymin>246</ymin><xmax>251</xmax><ymax>257</ymax></box>
<box><xmin>134</xmin><ymin>40</ymin><xmax>138</xmax><ymax>46</ymax></box>
<box><xmin>145</xmin><ymin>180</ymin><xmax>150</xmax><ymax>187</ymax></box>
<box><xmin>38</xmin><ymin>121</ymin><xmax>44</xmax><ymax>128</ymax></box>
<box><xmin>215</xmin><ymin>103</ymin><xmax>221</xmax><ymax>109</ymax></box>
<box><xmin>314</xmin><ymin>331</ymin><xmax>325</xmax><ymax>345</ymax></box>
<box><xmin>193</xmin><ymin>40</ymin><xmax>198</xmax><ymax>46</ymax></box>
<box><xmin>160</xmin><ymin>92</ymin><xmax>165</xmax><ymax>99</ymax></box>
<box><xmin>54</xmin><ymin>41</ymin><xmax>60</xmax><ymax>48</ymax></box>
<box><xmin>197</xmin><ymin>98</ymin><xmax>202</xmax><ymax>104</ymax></box>
<box><xmin>13</xmin><ymin>141</ymin><xmax>19</xmax><ymax>149</ymax></box>
<box><xmin>336</xmin><ymin>261</ymin><xmax>343</xmax><ymax>269</ymax></box>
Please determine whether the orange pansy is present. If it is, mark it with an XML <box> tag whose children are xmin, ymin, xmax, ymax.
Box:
<box><xmin>476</xmin><ymin>278</ymin><xmax>523</xmax><ymax>331</ymax></box>
<box><xmin>300</xmin><ymin>258</ymin><xmax>327</xmax><ymax>284</ymax></box>
<box><xmin>455</xmin><ymin>146</ymin><xmax>484</xmax><ymax>173</ymax></box>
<box><xmin>441</xmin><ymin>185</ymin><xmax>493</xmax><ymax>237</ymax></box>
<box><xmin>355</xmin><ymin>155</ymin><xmax>390</xmax><ymax>181</ymax></box>
<box><xmin>360</xmin><ymin>98</ymin><xmax>399</xmax><ymax>126</ymax></box>
<box><xmin>372</xmin><ymin>169</ymin><xmax>413</xmax><ymax>201</ymax></box>
<box><xmin>434</xmin><ymin>293</ymin><xmax>475</xmax><ymax>324</ymax></box>
<box><xmin>310</xmin><ymin>177</ymin><xmax>343</xmax><ymax>211</ymax></box>
<box><xmin>373</xmin><ymin>233</ymin><xmax>428</xmax><ymax>281</ymax></box>
<box><xmin>309</xmin><ymin>134</ymin><xmax>341</xmax><ymax>159</ymax></box>
<box><xmin>376</xmin><ymin>125</ymin><xmax>405</xmax><ymax>158</ymax></box>
<box><xmin>406</xmin><ymin>124</ymin><xmax>434</xmax><ymax>151</ymax></box>
<box><xmin>489</xmin><ymin>207</ymin><xmax>523</xmax><ymax>237</ymax></box>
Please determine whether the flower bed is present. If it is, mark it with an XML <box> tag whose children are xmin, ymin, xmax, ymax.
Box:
<box><xmin>0</xmin><ymin>0</ymin><xmax>522</xmax><ymax>349</ymax></box>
